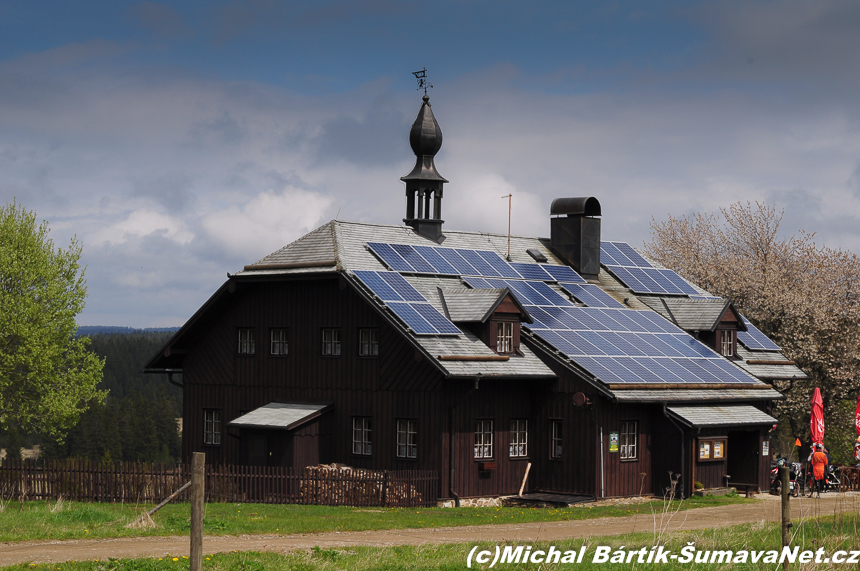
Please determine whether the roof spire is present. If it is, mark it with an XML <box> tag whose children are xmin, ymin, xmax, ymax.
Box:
<box><xmin>402</xmin><ymin>69</ymin><xmax>447</xmax><ymax>242</ymax></box>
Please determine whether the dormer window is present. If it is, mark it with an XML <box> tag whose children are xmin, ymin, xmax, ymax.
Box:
<box><xmin>497</xmin><ymin>322</ymin><xmax>514</xmax><ymax>353</ymax></box>
<box><xmin>720</xmin><ymin>330</ymin><xmax>736</xmax><ymax>358</ymax></box>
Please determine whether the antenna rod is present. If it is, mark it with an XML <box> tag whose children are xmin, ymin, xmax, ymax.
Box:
<box><xmin>502</xmin><ymin>194</ymin><xmax>512</xmax><ymax>260</ymax></box>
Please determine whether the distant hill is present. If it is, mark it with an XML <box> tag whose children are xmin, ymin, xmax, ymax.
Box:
<box><xmin>77</xmin><ymin>325</ymin><xmax>180</xmax><ymax>335</ymax></box>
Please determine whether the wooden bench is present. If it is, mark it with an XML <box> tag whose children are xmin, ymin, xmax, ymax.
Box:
<box><xmin>728</xmin><ymin>483</ymin><xmax>759</xmax><ymax>497</ymax></box>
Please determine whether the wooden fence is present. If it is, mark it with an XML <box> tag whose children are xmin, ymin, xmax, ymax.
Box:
<box><xmin>0</xmin><ymin>460</ymin><xmax>438</xmax><ymax>507</ymax></box>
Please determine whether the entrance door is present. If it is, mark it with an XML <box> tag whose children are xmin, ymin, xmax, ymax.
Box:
<box><xmin>248</xmin><ymin>433</ymin><xmax>268</xmax><ymax>466</ymax></box>
<box><xmin>726</xmin><ymin>430</ymin><xmax>758</xmax><ymax>485</ymax></box>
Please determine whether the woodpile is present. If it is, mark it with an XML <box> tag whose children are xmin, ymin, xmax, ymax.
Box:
<box><xmin>299</xmin><ymin>464</ymin><xmax>423</xmax><ymax>507</ymax></box>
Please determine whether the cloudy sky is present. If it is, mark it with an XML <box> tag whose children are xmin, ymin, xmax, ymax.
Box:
<box><xmin>2</xmin><ymin>1</ymin><xmax>860</xmax><ymax>327</ymax></box>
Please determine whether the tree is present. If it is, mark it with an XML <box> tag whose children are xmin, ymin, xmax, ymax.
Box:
<box><xmin>644</xmin><ymin>202</ymin><xmax>860</xmax><ymax>458</ymax></box>
<box><xmin>0</xmin><ymin>200</ymin><xmax>105</xmax><ymax>445</ymax></box>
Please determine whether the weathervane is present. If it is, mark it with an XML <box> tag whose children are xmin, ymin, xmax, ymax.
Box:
<box><xmin>412</xmin><ymin>67</ymin><xmax>433</xmax><ymax>96</ymax></box>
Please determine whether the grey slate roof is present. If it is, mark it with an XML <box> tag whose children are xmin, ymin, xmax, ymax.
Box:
<box><xmin>639</xmin><ymin>296</ymin><xmax>733</xmax><ymax>332</ymax></box>
<box><xmin>666</xmin><ymin>405</ymin><xmax>778</xmax><ymax>427</ymax></box>
<box><xmin>233</xmin><ymin>219</ymin><xmax>788</xmax><ymax>396</ymax></box>
<box><xmin>227</xmin><ymin>402</ymin><xmax>331</xmax><ymax>430</ymax></box>
<box><xmin>735</xmin><ymin>345</ymin><xmax>807</xmax><ymax>381</ymax></box>
<box><xmin>439</xmin><ymin>288</ymin><xmax>507</xmax><ymax>322</ymax></box>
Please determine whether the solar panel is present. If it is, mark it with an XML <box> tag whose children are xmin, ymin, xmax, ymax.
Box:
<box><xmin>477</xmin><ymin>250</ymin><xmax>521</xmax><ymax>278</ymax></box>
<box><xmin>601</xmin><ymin>241</ymin><xmax>700</xmax><ymax>296</ymax></box>
<box><xmin>390</xmin><ymin>244</ymin><xmax>435</xmax><ymax>274</ymax></box>
<box><xmin>436</xmin><ymin>248</ymin><xmax>478</xmax><ymax>275</ymax></box>
<box><xmin>353</xmin><ymin>271</ymin><xmax>461</xmax><ymax>335</ymax></box>
<box><xmin>562</xmin><ymin>283</ymin><xmax>624</xmax><ymax>308</ymax></box>
<box><xmin>413</xmin><ymin>245</ymin><xmax>459</xmax><ymax>275</ymax></box>
<box><xmin>367</xmin><ymin>242</ymin><xmax>414</xmax><ymax>272</ymax></box>
<box><xmin>541</xmin><ymin>265</ymin><xmax>585</xmax><ymax>283</ymax></box>
<box><xmin>738</xmin><ymin>316</ymin><xmax>781</xmax><ymax>351</ymax></box>
<box><xmin>510</xmin><ymin>262</ymin><xmax>553</xmax><ymax>281</ymax></box>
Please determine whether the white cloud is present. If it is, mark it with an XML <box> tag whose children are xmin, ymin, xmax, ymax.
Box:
<box><xmin>88</xmin><ymin>209</ymin><xmax>194</xmax><ymax>246</ymax></box>
<box><xmin>199</xmin><ymin>188</ymin><xmax>334</xmax><ymax>260</ymax></box>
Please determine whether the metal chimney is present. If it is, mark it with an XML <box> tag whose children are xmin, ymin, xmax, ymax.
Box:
<box><xmin>549</xmin><ymin>197</ymin><xmax>601</xmax><ymax>279</ymax></box>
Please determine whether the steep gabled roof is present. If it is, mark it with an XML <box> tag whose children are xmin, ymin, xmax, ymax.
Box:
<box><xmin>151</xmin><ymin>219</ymin><xmax>790</xmax><ymax>400</ymax></box>
<box><xmin>638</xmin><ymin>296</ymin><xmax>743</xmax><ymax>332</ymax></box>
<box><xmin>438</xmin><ymin>287</ymin><xmax>532</xmax><ymax>323</ymax></box>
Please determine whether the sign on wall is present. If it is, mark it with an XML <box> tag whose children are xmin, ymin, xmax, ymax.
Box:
<box><xmin>609</xmin><ymin>432</ymin><xmax>619</xmax><ymax>453</ymax></box>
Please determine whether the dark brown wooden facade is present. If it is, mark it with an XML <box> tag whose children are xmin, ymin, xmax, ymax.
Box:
<box><xmin>153</xmin><ymin>271</ymin><xmax>774</xmax><ymax>501</ymax></box>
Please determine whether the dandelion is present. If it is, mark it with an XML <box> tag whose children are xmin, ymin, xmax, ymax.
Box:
<box><xmin>172</xmin><ymin>557</ymin><xmax>178</xmax><ymax>561</ymax></box>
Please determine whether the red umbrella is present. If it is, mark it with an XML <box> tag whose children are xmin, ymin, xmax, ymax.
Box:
<box><xmin>854</xmin><ymin>394</ymin><xmax>860</xmax><ymax>461</ymax></box>
<box><xmin>855</xmin><ymin>393</ymin><xmax>860</xmax><ymax>437</ymax></box>
<box><xmin>810</xmin><ymin>388</ymin><xmax>824</xmax><ymax>445</ymax></box>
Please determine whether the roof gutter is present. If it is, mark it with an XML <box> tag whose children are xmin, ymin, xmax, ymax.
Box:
<box><xmin>143</xmin><ymin>368</ymin><xmax>184</xmax><ymax>389</ymax></box>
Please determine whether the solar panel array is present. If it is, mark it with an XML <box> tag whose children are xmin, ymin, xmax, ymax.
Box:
<box><xmin>360</xmin><ymin>240</ymin><xmax>764</xmax><ymax>386</ymax></box>
<box><xmin>353</xmin><ymin>271</ymin><xmax>461</xmax><ymax>335</ymax></box>
<box><xmin>463</xmin><ymin>279</ymin><xmax>756</xmax><ymax>385</ymax></box>
<box><xmin>367</xmin><ymin>242</ymin><xmax>585</xmax><ymax>282</ymax></box>
<box><xmin>738</xmin><ymin>316</ymin><xmax>781</xmax><ymax>351</ymax></box>
<box><xmin>600</xmin><ymin>241</ymin><xmax>700</xmax><ymax>296</ymax></box>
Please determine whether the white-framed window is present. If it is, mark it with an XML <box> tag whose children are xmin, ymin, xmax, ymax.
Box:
<box><xmin>322</xmin><ymin>328</ymin><xmax>341</xmax><ymax>356</ymax></box>
<box><xmin>720</xmin><ymin>331</ymin><xmax>734</xmax><ymax>357</ymax></box>
<box><xmin>270</xmin><ymin>328</ymin><xmax>288</xmax><ymax>355</ymax></box>
<box><xmin>620</xmin><ymin>420</ymin><xmax>638</xmax><ymax>460</ymax></box>
<box><xmin>352</xmin><ymin>417</ymin><xmax>372</xmax><ymax>455</ymax></box>
<box><xmin>497</xmin><ymin>322</ymin><xmax>514</xmax><ymax>354</ymax></box>
<box><xmin>396</xmin><ymin>419</ymin><xmax>417</xmax><ymax>459</ymax></box>
<box><xmin>359</xmin><ymin>328</ymin><xmax>379</xmax><ymax>357</ymax></box>
<box><xmin>238</xmin><ymin>328</ymin><xmax>255</xmax><ymax>355</ymax></box>
<box><xmin>474</xmin><ymin>420</ymin><xmax>494</xmax><ymax>459</ymax></box>
<box><xmin>203</xmin><ymin>409</ymin><xmax>221</xmax><ymax>445</ymax></box>
<box><xmin>510</xmin><ymin>419</ymin><xmax>528</xmax><ymax>457</ymax></box>
<box><xmin>551</xmin><ymin>420</ymin><xmax>563</xmax><ymax>459</ymax></box>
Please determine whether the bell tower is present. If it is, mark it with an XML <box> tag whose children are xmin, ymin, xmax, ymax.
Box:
<box><xmin>402</xmin><ymin>70</ymin><xmax>447</xmax><ymax>242</ymax></box>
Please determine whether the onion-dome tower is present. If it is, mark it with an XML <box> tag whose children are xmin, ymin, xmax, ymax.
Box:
<box><xmin>402</xmin><ymin>94</ymin><xmax>448</xmax><ymax>242</ymax></box>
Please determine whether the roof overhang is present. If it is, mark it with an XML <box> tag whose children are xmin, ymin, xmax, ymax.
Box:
<box><xmin>666</xmin><ymin>404</ymin><xmax>777</xmax><ymax>428</ymax></box>
<box><xmin>226</xmin><ymin>402</ymin><xmax>333</xmax><ymax>431</ymax></box>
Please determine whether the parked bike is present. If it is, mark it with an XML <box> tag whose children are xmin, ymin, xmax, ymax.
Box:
<box><xmin>770</xmin><ymin>458</ymin><xmax>801</xmax><ymax>497</ymax></box>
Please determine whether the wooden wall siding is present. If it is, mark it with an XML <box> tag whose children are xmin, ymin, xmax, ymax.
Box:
<box><xmin>446</xmin><ymin>381</ymin><xmax>535</xmax><ymax>498</ymax></box>
<box><xmin>693</xmin><ymin>457</ymin><xmax>726</xmax><ymax>490</ymax></box>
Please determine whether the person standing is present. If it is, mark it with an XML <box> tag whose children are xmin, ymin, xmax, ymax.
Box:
<box><xmin>811</xmin><ymin>444</ymin><xmax>828</xmax><ymax>498</ymax></box>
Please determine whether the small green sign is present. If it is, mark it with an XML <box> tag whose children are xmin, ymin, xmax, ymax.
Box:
<box><xmin>609</xmin><ymin>432</ymin><xmax>619</xmax><ymax>453</ymax></box>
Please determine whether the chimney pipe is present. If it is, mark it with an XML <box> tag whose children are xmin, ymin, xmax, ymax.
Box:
<box><xmin>549</xmin><ymin>197</ymin><xmax>601</xmax><ymax>279</ymax></box>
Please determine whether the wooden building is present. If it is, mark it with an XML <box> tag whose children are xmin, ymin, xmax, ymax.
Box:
<box><xmin>146</xmin><ymin>94</ymin><xmax>805</xmax><ymax>500</ymax></box>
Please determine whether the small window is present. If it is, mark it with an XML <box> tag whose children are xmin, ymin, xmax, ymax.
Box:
<box><xmin>396</xmin><ymin>419</ymin><xmax>417</xmax><ymax>459</ymax></box>
<box><xmin>474</xmin><ymin>420</ymin><xmax>494</xmax><ymax>459</ymax></box>
<box><xmin>550</xmin><ymin>420</ymin><xmax>562</xmax><ymax>459</ymax></box>
<box><xmin>359</xmin><ymin>328</ymin><xmax>379</xmax><ymax>357</ymax></box>
<box><xmin>322</xmin><ymin>328</ymin><xmax>341</xmax><ymax>356</ymax></box>
<box><xmin>238</xmin><ymin>329</ymin><xmax>255</xmax><ymax>355</ymax></box>
<box><xmin>620</xmin><ymin>421</ymin><xmax>638</xmax><ymax>460</ymax></box>
<box><xmin>720</xmin><ymin>331</ymin><xmax>735</xmax><ymax>357</ymax></box>
<box><xmin>509</xmin><ymin>419</ymin><xmax>528</xmax><ymax>457</ymax></box>
<box><xmin>352</xmin><ymin>417</ymin><xmax>372</xmax><ymax>455</ymax></box>
<box><xmin>270</xmin><ymin>328</ymin><xmax>288</xmax><ymax>356</ymax></box>
<box><xmin>497</xmin><ymin>322</ymin><xmax>514</xmax><ymax>354</ymax></box>
<box><xmin>203</xmin><ymin>409</ymin><xmax>221</xmax><ymax>445</ymax></box>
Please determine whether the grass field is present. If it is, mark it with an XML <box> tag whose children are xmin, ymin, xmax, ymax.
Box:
<box><xmin>0</xmin><ymin>494</ymin><xmax>747</xmax><ymax>543</ymax></box>
<box><xmin>2</xmin><ymin>510</ymin><xmax>859</xmax><ymax>570</ymax></box>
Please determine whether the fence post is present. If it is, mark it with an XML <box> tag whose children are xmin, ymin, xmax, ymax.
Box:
<box><xmin>190</xmin><ymin>453</ymin><xmax>205</xmax><ymax>571</ymax></box>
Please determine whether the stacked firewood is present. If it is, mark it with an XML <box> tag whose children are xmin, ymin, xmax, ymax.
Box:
<box><xmin>299</xmin><ymin>464</ymin><xmax>423</xmax><ymax>506</ymax></box>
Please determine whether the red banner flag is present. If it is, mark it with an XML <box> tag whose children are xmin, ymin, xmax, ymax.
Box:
<box><xmin>810</xmin><ymin>387</ymin><xmax>824</xmax><ymax>444</ymax></box>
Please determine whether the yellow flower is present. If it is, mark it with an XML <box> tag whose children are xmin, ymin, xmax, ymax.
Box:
<box><xmin>172</xmin><ymin>558</ymin><xmax>178</xmax><ymax>561</ymax></box>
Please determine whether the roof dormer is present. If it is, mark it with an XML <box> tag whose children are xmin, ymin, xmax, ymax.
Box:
<box><xmin>437</xmin><ymin>287</ymin><xmax>531</xmax><ymax>355</ymax></box>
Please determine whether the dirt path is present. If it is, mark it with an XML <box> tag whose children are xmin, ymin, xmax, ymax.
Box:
<box><xmin>1</xmin><ymin>494</ymin><xmax>857</xmax><ymax>565</ymax></box>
